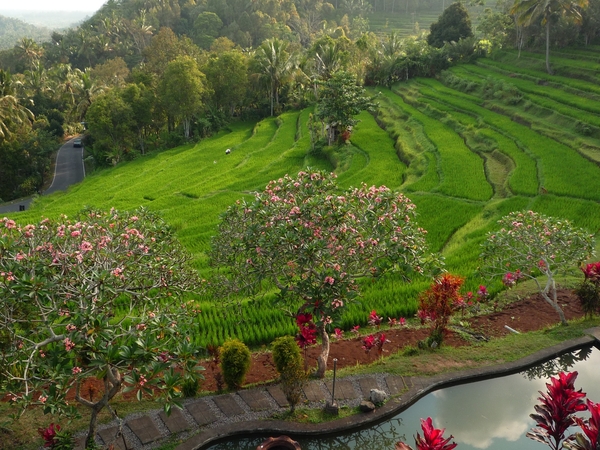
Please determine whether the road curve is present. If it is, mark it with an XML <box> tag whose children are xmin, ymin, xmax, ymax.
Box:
<box><xmin>0</xmin><ymin>137</ymin><xmax>85</xmax><ymax>214</ymax></box>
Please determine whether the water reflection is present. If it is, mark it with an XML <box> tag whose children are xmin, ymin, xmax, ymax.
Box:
<box><xmin>522</xmin><ymin>346</ymin><xmax>593</xmax><ymax>380</ymax></box>
<box><xmin>204</xmin><ymin>345</ymin><xmax>600</xmax><ymax>450</ymax></box>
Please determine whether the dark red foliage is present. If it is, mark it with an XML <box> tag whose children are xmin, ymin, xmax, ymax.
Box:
<box><xmin>38</xmin><ymin>423</ymin><xmax>61</xmax><ymax>448</ymax></box>
<box><xmin>396</xmin><ymin>417</ymin><xmax>457</xmax><ymax>450</ymax></box>
<box><xmin>527</xmin><ymin>371</ymin><xmax>587</xmax><ymax>450</ymax></box>
<box><xmin>581</xmin><ymin>262</ymin><xmax>600</xmax><ymax>286</ymax></box>
<box><xmin>570</xmin><ymin>400</ymin><xmax>600</xmax><ymax>450</ymax></box>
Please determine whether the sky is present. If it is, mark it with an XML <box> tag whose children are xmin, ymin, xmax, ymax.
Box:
<box><xmin>1</xmin><ymin>0</ymin><xmax>106</xmax><ymax>12</ymax></box>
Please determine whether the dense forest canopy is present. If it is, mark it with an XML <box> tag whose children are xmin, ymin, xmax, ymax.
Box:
<box><xmin>0</xmin><ymin>0</ymin><xmax>599</xmax><ymax>202</ymax></box>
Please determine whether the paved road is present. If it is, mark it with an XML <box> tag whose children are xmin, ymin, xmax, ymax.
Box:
<box><xmin>0</xmin><ymin>137</ymin><xmax>85</xmax><ymax>214</ymax></box>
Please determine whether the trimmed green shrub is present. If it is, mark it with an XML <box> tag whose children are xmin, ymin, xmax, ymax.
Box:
<box><xmin>271</xmin><ymin>336</ymin><xmax>306</xmax><ymax>412</ymax></box>
<box><xmin>272</xmin><ymin>335</ymin><xmax>303</xmax><ymax>375</ymax></box>
<box><xmin>220</xmin><ymin>339</ymin><xmax>251</xmax><ymax>390</ymax></box>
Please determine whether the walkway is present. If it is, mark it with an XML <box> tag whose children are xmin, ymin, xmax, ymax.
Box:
<box><xmin>80</xmin><ymin>329</ymin><xmax>600</xmax><ymax>450</ymax></box>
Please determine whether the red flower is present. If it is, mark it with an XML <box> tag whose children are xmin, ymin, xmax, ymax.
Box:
<box><xmin>295</xmin><ymin>323</ymin><xmax>317</xmax><ymax>349</ymax></box>
<box><xmin>296</xmin><ymin>313</ymin><xmax>313</xmax><ymax>327</ymax></box>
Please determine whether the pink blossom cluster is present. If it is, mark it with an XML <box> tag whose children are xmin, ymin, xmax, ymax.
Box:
<box><xmin>63</xmin><ymin>338</ymin><xmax>75</xmax><ymax>351</ymax></box>
<box><xmin>502</xmin><ymin>270</ymin><xmax>523</xmax><ymax>287</ymax></box>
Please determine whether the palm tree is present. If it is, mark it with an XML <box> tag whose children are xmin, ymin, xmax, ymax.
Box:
<box><xmin>15</xmin><ymin>37</ymin><xmax>44</xmax><ymax>70</ymax></box>
<box><xmin>253</xmin><ymin>38</ymin><xmax>296</xmax><ymax>116</ymax></box>
<box><xmin>0</xmin><ymin>70</ymin><xmax>34</xmax><ymax>140</ymax></box>
<box><xmin>510</xmin><ymin>0</ymin><xmax>588</xmax><ymax>74</ymax></box>
<box><xmin>71</xmin><ymin>69</ymin><xmax>106</xmax><ymax>121</ymax></box>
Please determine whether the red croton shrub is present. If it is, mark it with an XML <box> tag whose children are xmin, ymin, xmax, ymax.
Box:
<box><xmin>417</xmin><ymin>274</ymin><xmax>464</xmax><ymax>346</ymax></box>
<box><xmin>528</xmin><ymin>371</ymin><xmax>600</xmax><ymax>450</ymax></box>
<box><xmin>396</xmin><ymin>417</ymin><xmax>457</xmax><ymax>450</ymax></box>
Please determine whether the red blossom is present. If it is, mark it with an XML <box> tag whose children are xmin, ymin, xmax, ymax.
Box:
<box><xmin>295</xmin><ymin>322</ymin><xmax>317</xmax><ymax>349</ymax></box>
<box><xmin>296</xmin><ymin>313</ymin><xmax>313</xmax><ymax>327</ymax></box>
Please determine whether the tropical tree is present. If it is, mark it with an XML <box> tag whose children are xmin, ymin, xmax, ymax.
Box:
<box><xmin>71</xmin><ymin>69</ymin><xmax>106</xmax><ymax>121</ymax></box>
<box><xmin>0</xmin><ymin>70</ymin><xmax>34</xmax><ymax>140</ymax></box>
<box><xmin>86</xmin><ymin>89</ymin><xmax>136</xmax><ymax>165</ymax></box>
<box><xmin>0</xmin><ymin>208</ymin><xmax>202</xmax><ymax>448</ymax></box>
<box><xmin>481</xmin><ymin>210</ymin><xmax>595</xmax><ymax>325</ymax></box>
<box><xmin>252</xmin><ymin>37</ymin><xmax>296</xmax><ymax>116</ymax></box>
<box><xmin>427</xmin><ymin>2</ymin><xmax>473</xmax><ymax>48</ymax></box>
<box><xmin>315</xmin><ymin>70</ymin><xmax>374</xmax><ymax>145</ymax></box>
<box><xmin>158</xmin><ymin>56</ymin><xmax>208</xmax><ymax>138</ymax></box>
<box><xmin>204</xmin><ymin>50</ymin><xmax>248</xmax><ymax>116</ymax></box>
<box><xmin>209</xmin><ymin>170</ymin><xmax>438</xmax><ymax>377</ymax></box>
<box><xmin>510</xmin><ymin>0</ymin><xmax>589</xmax><ymax>74</ymax></box>
<box><xmin>14</xmin><ymin>37</ymin><xmax>44</xmax><ymax>71</ymax></box>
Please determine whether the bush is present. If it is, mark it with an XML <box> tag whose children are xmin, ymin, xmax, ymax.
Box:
<box><xmin>272</xmin><ymin>336</ymin><xmax>306</xmax><ymax>412</ymax></box>
<box><xmin>182</xmin><ymin>377</ymin><xmax>200</xmax><ymax>398</ymax></box>
<box><xmin>220</xmin><ymin>339</ymin><xmax>251</xmax><ymax>390</ymax></box>
<box><xmin>272</xmin><ymin>336</ymin><xmax>303</xmax><ymax>375</ymax></box>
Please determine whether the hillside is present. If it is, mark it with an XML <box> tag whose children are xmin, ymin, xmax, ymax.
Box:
<box><xmin>0</xmin><ymin>15</ymin><xmax>51</xmax><ymax>50</ymax></box>
<box><xmin>7</xmin><ymin>51</ymin><xmax>600</xmax><ymax>349</ymax></box>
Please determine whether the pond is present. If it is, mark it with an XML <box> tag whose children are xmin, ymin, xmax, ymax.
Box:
<box><xmin>205</xmin><ymin>344</ymin><xmax>600</xmax><ymax>450</ymax></box>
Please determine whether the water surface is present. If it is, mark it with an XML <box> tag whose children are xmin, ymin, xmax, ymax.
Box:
<box><xmin>206</xmin><ymin>345</ymin><xmax>600</xmax><ymax>450</ymax></box>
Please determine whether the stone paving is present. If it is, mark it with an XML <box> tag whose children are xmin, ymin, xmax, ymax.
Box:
<box><xmin>83</xmin><ymin>330</ymin><xmax>600</xmax><ymax>450</ymax></box>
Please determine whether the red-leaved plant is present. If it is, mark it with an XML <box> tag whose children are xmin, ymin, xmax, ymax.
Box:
<box><xmin>368</xmin><ymin>310</ymin><xmax>383</xmax><ymax>328</ymax></box>
<box><xmin>527</xmin><ymin>371</ymin><xmax>597</xmax><ymax>450</ymax></box>
<box><xmin>396</xmin><ymin>417</ymin><xmax>457</xmax><ymax>450</ymax></box>
<box><xmin>566</xmin><ymin>399</ymin><xmax>600</xmax><ymax>450</ymax></box>
<box><xmin>38</xmin><ymin>423</ymin><xmax>60</xmax><ymax>448</ymax></box>
<box><xmin>418</xmin><ymin>274</ymin><xmax>464</xmax><ymax>345</ymax></box>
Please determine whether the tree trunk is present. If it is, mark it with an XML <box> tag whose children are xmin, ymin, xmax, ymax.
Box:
<box><xmin>315</xmin><ymin>323</ymin><xmax>330</xmax><ymax>378</ymax></box>
<box><xmin>270</xmin><ymin>80</ymin><xmax>274</xmax><ymax>117</ymax></box>
<box><xmin>541</xmin><ymin>278</ymin><xmax>567</xmax><ymax>325</ymax></box>
<box><xmin>85</xmin><ymin>406</ymin><xmax>101</xmax><ymax>448</ymax></box>
<box><xmin>137</xmin><ymin>127</ymin><xmax>145</xmax><ymax>155</ymax></box>
<box><xmin>545</xmin><ymin>20</ymin><xmax>552</xmax><ymax>75</ymax></box>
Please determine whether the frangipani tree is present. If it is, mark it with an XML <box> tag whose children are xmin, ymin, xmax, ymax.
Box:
<box><xmin>210</xmin><ymin>170</ymin><xmax>438</xmax><ymax>377</ymax></box>
<box><xmin>0</xmin><ymin>208</ymin><xmax>202</xmax><ymax>447</ymax></box>
<box><xmin>480</xmin><ymin>210</ymin><xmax>595</xmax><ymax>325</ymax></box>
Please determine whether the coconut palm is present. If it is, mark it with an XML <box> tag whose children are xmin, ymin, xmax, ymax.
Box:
<box><xmin>253</xmin><ymin>38</ymin><xmax>297</xmax><ymax>116</ymax></box>
<box><xmin>0</xmin><ymin>70</ymin><xmax>34</xmax><ymax>139</ymax></box>
<box><xmin>510</xmin><ymin>0</ymin><xmax>588</xmax><ymax>74</ymax></box>
<box><xmin>71</xmin><ymin>69</ymin><xmax>106</xmax><ymax>121</ymax></box>
<box><xmin>15</xmin><ymin>37</ymin><xmax>44</xmax><ymax>70</ymax></box>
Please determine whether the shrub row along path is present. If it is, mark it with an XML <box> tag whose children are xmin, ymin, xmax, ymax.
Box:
<box><xmin>75</xmin><ymin>292</ymin><xmax>600</xmax><ymax>450</ymax></box>
<box><xmin>0</xmin><ymin>136</ymin><xmax>84</xmax><ymax>214</ymax></box>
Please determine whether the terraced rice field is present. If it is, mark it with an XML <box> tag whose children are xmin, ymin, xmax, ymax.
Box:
<box><xmin>7</xmin><ymin>48</ymin><xmax>600</xmax><ymax>348</ymax></box>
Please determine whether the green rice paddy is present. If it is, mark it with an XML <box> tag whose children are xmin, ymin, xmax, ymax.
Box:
<box><xmin>7</xmin><ymin>48</ymin><xmax>600</xmax><ymax>349</ymax></box>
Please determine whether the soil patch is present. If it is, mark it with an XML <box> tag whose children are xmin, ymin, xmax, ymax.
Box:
<box><xmin>37</xmin><ymin>289</ymin><xmax>586</xmax><ymax>401</ymax></box>
<box><xmin>201</xmin><ymin>289</ymin><xmax>585</xmax><ymax>392</ymax></box>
